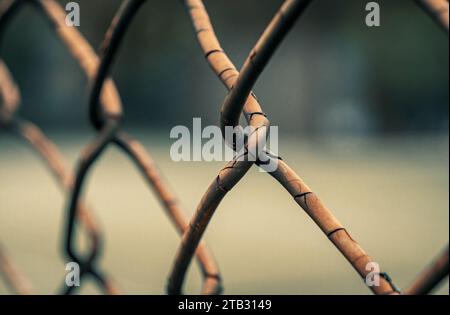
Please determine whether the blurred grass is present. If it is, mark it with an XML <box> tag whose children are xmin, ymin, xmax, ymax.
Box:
<box><xmin>0</xmin><ymin>132</ymin><xmax>448</xmax><ymax>294</ymax></box>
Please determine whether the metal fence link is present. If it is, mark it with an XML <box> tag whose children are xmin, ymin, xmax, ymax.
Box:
<box><xmin>0</xmin><ymin>0</ymin><xmax>448</xmax><ymax>295</ymax></box>
<box><xmin>167</xmin><ymin>0</ymin><xmax>449</xmax><ymax>295</ymax></box>
<box><xmin>0</xmin><ymin>0</ymin><xmax>221</xmax><ymax>295</ymax></box>
<box><xmin>0</xmin><ymin>0</ymin><xmax>119</xmax><ymax>294</ymax></box>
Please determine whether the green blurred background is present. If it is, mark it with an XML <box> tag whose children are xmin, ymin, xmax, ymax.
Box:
<box><xmin>0</xmin><ymin>0</ymin><xmax>448</xmax><ymax>294</ymax></box>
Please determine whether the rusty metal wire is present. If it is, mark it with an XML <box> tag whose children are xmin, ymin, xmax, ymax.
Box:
<box><xmin>63</xmin><ymin>0</ymin><xmax>221</xmax><ymax>295</ymax></box>
<box><xmin>0</xmin><ymin>241</ymin><xmax>32</xmax><ymax>294</ymax></box>
<box><xmin>415</xmin><ymin>0</ymin><xmax>449</xmax><ymax>32</ymax></box>
<box><xmin>0</xmin><ymin>0</ymin><xmax>118</xmax><ymax>294</ymax></box>
<box><xmin>404</xmin><ymin>246</ymin><xmax>449</xmax><ymax>295</ymax></box>
<box><xmin>168</xmin><ymin>0</ymin><xmax>398</xmax><ymax>295</ymax></box>
<box><xmin>0</xmin><ymin>60</ymin><xmax>117</xmax><ymax>295</ymax></box>
<box><xmin>167</xmin><ymin>0</ymin><xmax>449</xmax><ymax>295</ymax></box>
<box><xmin>0</xmin><ymin>0</ymin><xmax>220</xmax><ymax>295</ymax></box>
<box><xmin>0</xmin><ymin>0</ymin><xmax>448</xmax><ymax>295</ymax></box>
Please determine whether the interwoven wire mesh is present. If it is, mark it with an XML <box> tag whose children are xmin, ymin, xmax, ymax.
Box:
<box><xmin>0</xmin><ymin>0</ymin><xmax>448</xmax><ymax>295</ymax></box>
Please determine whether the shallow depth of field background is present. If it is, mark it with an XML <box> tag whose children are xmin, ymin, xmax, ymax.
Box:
<box><xmin>0</xmin><ymin>0</ymin><xmax>448</xmax><ymax>294</ymax></box>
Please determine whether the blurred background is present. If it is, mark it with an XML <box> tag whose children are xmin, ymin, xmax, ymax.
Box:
<box><xmin>0</xmin><ymin>0</ymin><xmax>448</xmax><ymax>294</ymax></box>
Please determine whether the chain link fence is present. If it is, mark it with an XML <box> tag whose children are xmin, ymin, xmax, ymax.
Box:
<box><xmin>0</xmin><ymin>0</ymin><xmax>448</xmax><ymax>295</ymax></box>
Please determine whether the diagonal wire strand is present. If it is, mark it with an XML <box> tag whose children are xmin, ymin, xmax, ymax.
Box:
<box><xmin>167</xmin><ymin>0</ymin><xmax>449</xmax><ymax>295</ymax></box>
<box><xmin>415</xmin><ymin>0</ymin><xmax>449</xmax><ymax>32</ymax></box>
<box><xmin>0</xmin><ymin>59</ymin><xmax>120</xmax><ymax>294</ymax></box>
<box><xmin>41</xmin><ymin>0</ymin><xmax>222</xmax><ymax>294</ymax></box>
<box><xmin>404</xmin><ymin>246</ymin><xmax>449</xmax><ymax>295</ymax></box>
<box><xmin>0</xmin><ymin>0</ymin><xmax>448</xmax><ymax>295</ymax></box>
<box><xmin>169</xmin><ymin>0</ymin><xmax>398</xmax><ymax>295</ymax></box>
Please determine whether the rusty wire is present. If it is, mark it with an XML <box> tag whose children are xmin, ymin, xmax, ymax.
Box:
<box><xmin>0</xmin><ymin>0</ymin><xmax>448</xmax><ymax>295</ymax></box>
<box><xmin>404</xmin><ymin>246</ymin><xmax>449</xmax><ymax>295</ymax></box>
<box><xmin>415</xmin><ymin>0</ymin><xmax>449</xmax><ymax>32</ymax></box>
<box><xmin>0</xmin><ymin>59</ymin><xmax>117</xmax><ymax>295</ymax></box>
<box><xmin>0</xmin><ymin>0</ymin><xmax>118</xmax><ymax>294</ymax></box>
<box><xmin>44</xmin><ymin>0</ymin><xmax>221</xmax><ymax>295</ymax></box>
<box><xmin>168</xmin><ymin>0</ymin><xmax>398</xmax><ymax>295</ymax></box>
<box><xmin>0</xmin><ymin>0</ymin><xmax>221</xmax><ymax>295</ymax></box>
<box><xmin>0</xmin><ymin>241</ymin><xmax>32</xmax><ymax>295</ymax></box>
<box><xmin>167</xmin><ymin>0</ymin><xmax>449</xmax><ymax>295</ymax></box>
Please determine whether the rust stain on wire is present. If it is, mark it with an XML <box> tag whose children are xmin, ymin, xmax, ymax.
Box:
<box><xmin>0</xmin><ymin>1</ymin><xmax>118</xmax><ymax>293</ymax></box>
<box><xmin>404</xmin><ymin>246</ymin><xmax>449</xmax><ymax>295</ymax></box>
<box><xmin>0</xmin><ymin>0</ymin><xmax>448</xmax><ymax>295</ymax></box>
<box><xmin>1</xmin><ymin>0</ymin><xmax>221</xmax><ymax>295</ymax></box>
<box><xmin>167</xmin><ymin>0</ymin><xmax>448</xmax><ymax>295</ymax></box>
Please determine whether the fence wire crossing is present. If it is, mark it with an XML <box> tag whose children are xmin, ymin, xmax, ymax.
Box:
<box><xmin>0</xmin><ymin>0</ymin><xmax>449</xmax><ymax>295</ymax></box>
